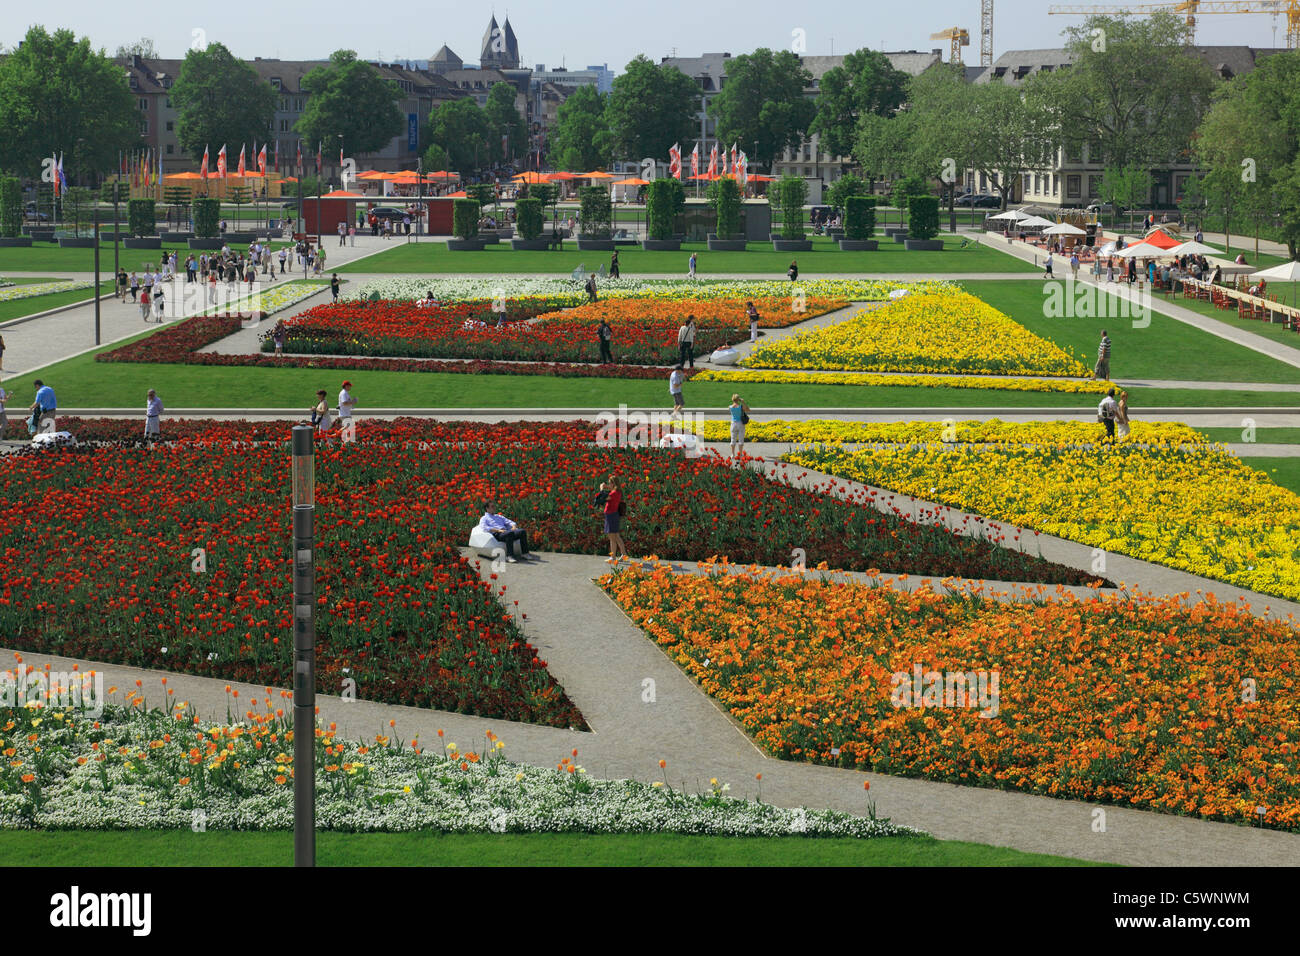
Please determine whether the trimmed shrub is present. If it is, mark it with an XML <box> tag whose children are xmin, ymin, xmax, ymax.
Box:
<box><xmin>578</xmin><ymin>185</ymin><xmax>612</xmax><ymax>239</ymax></box>
<box><xmin>775</xmin><ymin>175</ymin><xmax>807</xmax><ymax>239</ymax></box>
<box><xmin>193</xmin><ymin>198</ymin><xmax>221</xmax><ymax>238</ymax></box>
<box><xmin>128</xmin><ymin>199</ymin><xmax>156</xmax><ymax>237</ymax></box>
<box><xmin>826</xmin><ymin>175</ymin><xmax>868</xmax><ymax>215</ymax></box>
<box><xmin>844</xmin><ymin>195</ymin><xmax>878</xmax><ymax>241</ymax></box>
<box><xmin>515</xmin><ymin>198</ymin><xmax>543</xmax><ymax>240</ymax></box>
<box><xmin>453</xmin><ymin>199</ymin><xmax>481</xmax><ymax>239</ymax></box>
<box><xmin>907</xmin><ymin>195</ymin><xmax>941</xmax><ymax>241</ymax></box>
<box><xmin>0</xmin><ymin>176</ymin><xmax>21</xmax><ymax>238</ymax></box>
<box><xmin>646</xmin><ymin>178</ymin><xmax>685</xmax><ymax>241</ymax></box>
<box><xmin>710</xmin><ymin>177</ymin><xmax>742</xmax><ymax>239</ymax></box>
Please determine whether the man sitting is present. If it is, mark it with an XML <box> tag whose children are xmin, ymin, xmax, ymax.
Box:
<box><xmin>480</xmin><ymin>501</ymin><xmax>535</xmax><ymax>562</ymax></box>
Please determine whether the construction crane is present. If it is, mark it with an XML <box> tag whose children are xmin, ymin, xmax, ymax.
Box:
<box><xmin>1047</xmin><ymin>2</ymin><xmax>1300</xmax><ymax>50</ymax></box>
<box><xmin>930</xmin><ymin>27</ymin><xmax>971</xmax><ymax>63</ymax></box>
<box><xmin>982</xmin><ymin>0</ymin><xmax>995</xmax><ymax>66</ymax></box>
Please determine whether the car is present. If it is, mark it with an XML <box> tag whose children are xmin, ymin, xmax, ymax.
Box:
<box><xmin>23</xmin><ymin>201</ymin><xmax>50</xmax><ymax>222</ymax></box>
<box><xmin>368</xmin><ymin>206</ymin><xmax>423</xmax><ymax>222</ymax></box>
<box><xmin>1086</xmin><ymin>202</ymin><xmax>1117</xmax><ymax>215</ymax></box>
<box><xmin>959</xmin><ymin>194</ymin><xmax>1002</xmax><ymax>209</ymax></box>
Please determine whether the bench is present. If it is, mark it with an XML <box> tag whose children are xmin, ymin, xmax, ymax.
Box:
<box><xmin>467</xmin><ymin>519</ymin><xmax>507</xmax><ymax>557</ymax></box>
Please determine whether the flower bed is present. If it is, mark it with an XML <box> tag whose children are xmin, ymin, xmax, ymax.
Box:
<box><xmin>0</xmin><ymin>279</ymin><xmax>94</xmax><ymax>305</ymax></box>
<box><xmin>0</xmin><ymin>699</ymin><xmax>919</xmax><ymax>837</ymax></box>
<box><xmin>687</xmin><ymin>418</ymin><xmax>1209</xmax><ymax>446</ymax></box>
<box><xmin>603</xmin><ymin>562</ymin><xmax>1300</xmax><ymax>830</ymax></box>
<box><xmin>697</xmin><ymin>369</ymin><xmax>1115</xmax><ymax>394</ymax></box>
<box><xmin>742</xmin><ymin>290</ymin><xmax>1090</xmax><ymax>377</ymax></box>
<box><xmin>789</xmin><ymin>438</ymin><xmax>1300</xmax><ymax>602</ymax></box>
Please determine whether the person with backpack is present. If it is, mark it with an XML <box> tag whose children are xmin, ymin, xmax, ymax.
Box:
<box><xmin>729</xmin><ymin>393</ymin><xmax>751</xmax><ymax>459</ymax></box>
<box><xmin>597</xmin><ymin>318</ymin><xmax>613</xmax><ymax>364</ymax></box>
<box><xmin>596</xmin><ymin>475</ymin><xmax>629</xmax><ymax>565</ymax></box>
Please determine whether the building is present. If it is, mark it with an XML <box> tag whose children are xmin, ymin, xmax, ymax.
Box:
<box><xmin>479</xmin><ymin>15</ymin><xmax>521</xmax><ymax>71</ymax></box>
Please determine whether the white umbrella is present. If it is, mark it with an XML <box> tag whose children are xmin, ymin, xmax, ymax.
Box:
<box><xmin>1165</xmin><ymin>240</ymin><xmax>1223</xmax><ymax>257</ymax></box>
<box><xmin>1112</xmin><ymin>242</ymin><xmax>1173</xmax><ymax>259</ymax></box>
<box><xmin>1204</xmin><ymin>255</ymin><xmax>1256</xmax><ymax>276</ymax></box>
<box><xmin>1043</xmin><ymin>222</ymin><xmax>1086</xmax><ymax>236</ymax></box>
<box><xmin>1249</xmin><ymin>260</ymin><xmax>1300</xmax><ymax>305</ymax></box>
<box><xmin>1020</xmin><ymin>215</ymin><xmax>1055</xmax><ymax>229</ymax></box>
<box><xmin>987</xmin><ymin>208</ymin><xmax>1030</xmax><ymax>221</ymax></box>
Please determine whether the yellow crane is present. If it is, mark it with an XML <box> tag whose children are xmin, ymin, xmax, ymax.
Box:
<box><xmin>930</xmin><ymin>27</ymin><xmax>972</xmax><ymax>63</ymax></box>
<box><xmin>1047</xmin><ymin>2</ymin><xmax>1300</xmax><ymax>50</ymax></box>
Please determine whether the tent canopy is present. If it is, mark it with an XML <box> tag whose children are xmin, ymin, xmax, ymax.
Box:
<box><xmin>1143</xmin><ymin>229</ymin><xmax>1181</xmax><ymax>249</ymax></box>
<box><xmin>613</xmin><ymin>177</ymin><xmax>650</xmax><ymax>186</ymax></box>
<box><xmin>1112</xmin><ymin>242</ymin><xmax>1173</xmax><ymax>259</ymax></box>
<box><xmin>1043</xmin><ymin>223</ymin><xmax>1086</xmax><ymax>236</ymax></box>
<box><xmin>1019</xmin><ymin>215</ymin><xmax>1055</xmax><ymax>228</ymax></box>
<box><xmin>1249</xmin><ymin>260</ymin><xmax>1300</xmax><ymax>281</ymax></box>
<box><xmin>1165</xmin><ymin>240</ymin><xmax>1222</xmax><ymax>257</ymax></box>
<box><xmin>987</xmin><ymin>208</ymin><xmax>1029</xmax><ymax>221</ymax></box>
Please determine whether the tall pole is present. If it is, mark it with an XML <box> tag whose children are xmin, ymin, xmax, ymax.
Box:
<box><xmin>416</xmin><ymin>155</ymin><xmax>423</xmax><ymax>243</ymax></box>
<box><xmin>291</xmin><ymin>425</ymin><xmax>316</xmax><ymax>867</ymax></box>
<box><xmin>93</xmin><ymin>208</ymin><xmax>101</xmax><ymax>346</ymax></box>
<box><xmin>697</xmin><ymin>94</ymin><xmax>706</xmax><ymax>200</ymax></box>
<box><xmin>112</xmin><ymin>185</ymin><xmax>121</xmax><ymax>288</ymax></box>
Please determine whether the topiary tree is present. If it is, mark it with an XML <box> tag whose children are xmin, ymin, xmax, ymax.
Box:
<box><xmin>163</xmin><ymin>185</ymin><xmax>192</xmax><ymax>229</ymax></box>
<box><xmin>64</xmin><ymin>187</ymin><xmax>94</xmax><ymax>236</ymax></box>
<box><xmin>0</xmin><ymin>176</ymin><xmax>21</xmax><ymax>238</ymax></box>
<box><xmin>891</xmin><ymin>174</ymin><xmax>929</xmax><ymax>227</ymax></box>
<box><xmin>515</xmin><ymin>197</ymin><xmax>542</xmax><ymax>240</ymax></box>
<box><xmin>907</xmin><ymin>195</ymin><xmax>940</xmax><ymax>241</ymax></box>
<box><xmin>453</xmin><ymin>199</ymin><xmax>481</xmax><ymax>239</ymax></box>
<box><xmin>128</xmin><ymin>198</ymin><xmax>156</xmax><ymax>237</ymax></box>
<box><xmin>227</xmin><ymin>185</ymin><xmax>254</xmax><ymax>227</ymax></box>
<box><xmin>845</xmin><ymin>195</ymin><xmax>878</xmax><ymax>240</ymax></box>
<box><xmin>646</xmin><ymin>177</ymin><xmax>685</xmax><ymax>240</ymax></box>
<box><xmin>826</xmin><ymin>175</ymin><xmax>868</xmax><ymax>217</ymax></box>
<box><xmin>578</xmin><ymin>185</ymin><xmax>612</xmax><ymax>239</ymax></box>
<box><xmin>775</xmin><ymin>175</ymin><xmax>807</xmax><ymax>239</ymax></box>
<box><xmin>193</xmin><ymin>197</ymin><xmax>221</xmax><ymax>238</ymax></box>
<box><xmin>709</xmin><ymin>177</ymin><xmax>742</xmax><ymax>239</ymax></box>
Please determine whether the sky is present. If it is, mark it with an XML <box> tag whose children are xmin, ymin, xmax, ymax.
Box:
<box><xmin>2</xmin><ymin>0</ymin><xmax>1289</xmax><ymax>66</ymax></box>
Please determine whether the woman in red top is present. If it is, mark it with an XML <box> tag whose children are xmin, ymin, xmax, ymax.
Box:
<box><xmin>597</xmin><ymin>474</ymin><xmax>629</xmax><ymax>564</ymax></box>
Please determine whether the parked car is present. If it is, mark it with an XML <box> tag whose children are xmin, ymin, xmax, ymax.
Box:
<box><xmin>959</xmin><ymin>194</ymin><xmax>1002</xmax><ymax>209</ymax></box>
<box><xmin>368</xmin><ymin>206</ymin><xmax>423</xmax><ymax>222</ymax></box>
<box><xmin>1085</xmin><ymin>202</ymin><xmax>1117</xmax><ymax>215</ymax></box>
<box><xmin>23</xmin><ymin>201</ymin><xmax>49</xmax><ymax>222</ymax></box>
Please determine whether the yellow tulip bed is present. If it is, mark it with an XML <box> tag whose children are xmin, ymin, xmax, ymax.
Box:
<box><xmin>696</xmin><ymin>369</ymin><xmax>1115</xmax><ymax>394</ymax></box>
<box><xmin>741</xmin><ymin>290</ymin><xmax>1090</xmax><ymax>377</ymax></box>
<box><xmin>686</xmin><ymin>418</ymin><xmax>1208</xmax><ymax>447</ymax></box>
<box><xmin>788</xmin><ymin>438</ymin><xmax>1300</xmax><ymax>602</ymax></box>
<box><xmin>603</xmin><ymin>561</ymin><xmax>1300</xmax><ymax>830</ymax></box>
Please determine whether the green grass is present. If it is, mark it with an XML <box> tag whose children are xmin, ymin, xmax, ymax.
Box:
<box><xmin>0</xmin><ymin>281</ymin><xmax>116</xmax><ymax>324</ymax></box>
<box><xmin>0</xmin><ymin>830</ymin><xmax>1100</xmax><ymax>866</ymax></box>
<box><xmin>335</xmin><ymin>235</ymin><xmax>1037</xmax><ymax>275</ymax></box>
<box><xmin>1197</xmin><ymin>427</ymin><xmax>1300</xmax><ymax>444</ymax></box>
<box><xmin>1154</xmin><ymin>288</ymin><xmax>1300</xmax><ymax>351</ymax></box>
<box><xmin>0</xmin><ymin>240</ymin><xmax>294</xmax><ymax>274</ymax></box>
<box><xmin>961</xmin><ymin>279</ymin><xmax>1300</xmax><ymax>385</ymax></box>
<box><xmin>1250</xmin><ymin>457</ymin><xmax>1300</xmax><ymax>496</ymax></box>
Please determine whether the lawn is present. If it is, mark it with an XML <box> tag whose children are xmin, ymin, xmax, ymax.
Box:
<box><xmin>1252</xmin><ymin>457</ymin><xmax>1300</xmax><ymax>496</ymax></box>
<box><xmin>0</xmin><ymin>830</ymin><xmax>1097</xmax><ymax>866</ymax></box>
<box><xmin>0</xmin><ymin>281</ymin><xmax>116</xmax><ymax>324</ymax></box>
<box><xmin>960</xmin><ymin>279</ymin><xmax>1300</xmax><ymax>385</ymax></box>
<box><xmin>334</xmin><ymin>235</ymin><xmax>1037</xmax><ymax>275</ymax></box>
<box><xmin>1156</xmin><ymin>289</ymin><xmax>1300</xmax><ymax>351</ymax></box>
<box><xmin>1198</xmin><ymin>427</ymin><xmax>1300</xmax><ymax>444</ymax></box>
<box><xmin>0</xmin><ymin>240</ymin><xmax>294</xmax><ymax>274</ymax></box>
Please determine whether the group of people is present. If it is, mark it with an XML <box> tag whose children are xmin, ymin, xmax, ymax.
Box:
<box><xmin>308</xmin><ymin>380</ymin><xmax>356</xmax><ymax>436</ymax></box>
<box><xmin>479</xmin><ymin>474</ymin><xmax>628</xmax><ymax>566</ymax></box>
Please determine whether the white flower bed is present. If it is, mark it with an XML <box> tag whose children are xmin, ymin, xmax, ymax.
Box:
<box><xmin>0</xmin><ymin>705</ymin><xmax>921</xmax><ymax>838</ymax></box>
<box><xmin>0</xmin><ymin>279</ymin><xmax>94</xmax><ymax>304</ymax></box>
<box><xmin>199</xmin><ymin>280</ymin><xmax>329</xmax><ymax>318</ymax></box>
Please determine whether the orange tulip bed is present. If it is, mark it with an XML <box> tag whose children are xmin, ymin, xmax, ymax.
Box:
<box><xmin>603</xmin><ymin>562</ymin><xmax>1300</xmax><ymax>830</ymax></box>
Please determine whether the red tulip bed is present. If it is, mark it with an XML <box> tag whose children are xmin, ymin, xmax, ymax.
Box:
<box><xmin>0</xmin><ymin>423</ymin><xmax>1100</xmax><ymax>728</ymax></box>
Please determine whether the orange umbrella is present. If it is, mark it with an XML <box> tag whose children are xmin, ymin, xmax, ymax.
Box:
<box><xmin>446</xmin><ymin>190</ymin><xmax>468</xmax><ymax>198</ymax></box>
<box><xmin>281</xmin><ymin>176</ymin><xmax>299</xmax><ymax>183</ymax></box>
<box><xmin>357</xmin><ymin>170</ymin><xmax>393</xmax><ymax>180</ymax></box>
<box><xmin>320</xmin><ymin>190</ymin><xmax>365</xmax><ymax>198</ymax></box>
<box><xmin>582</xmin><ymin>170</ymin><xmax>615</xmax><ymax>179</ymax></box>
<box><xmin>613</xmin><ymin>177</ymin><xmax>650</xmax><ymax>186</ymax></box>
<box><xmin>547</xmin><ymin>171</ymin><xmax>578</xmax><ymax>180</ymax></box>
<box><xmin>167</xmin><ymin>172</ymin><xmax>204</xmax><ymax>180</ymax></box>
<box><xmin>512</xmin><ymin>171</ymin><xmax>550</xmax><ymax>183</ymax></box>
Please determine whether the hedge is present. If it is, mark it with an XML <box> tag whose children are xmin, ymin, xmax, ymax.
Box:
<box><xmin>515</xmin><ymin>198</ymin><xmax>543</xmax><ymax>240</ymax></box>
<box><xmin>193</xmin><ymin>198</ymin><xmax>221</xmax><ymax>238</ymax></box>
<box><xmin>907</xmin><ymin>195</ymin><xmax>941</xmax><ymax>241</ymax></box>
<box><xmin>844</xmin><ymin>196</ymin><xmax>878</xmax><ymax>241</ymax></box>
<box><xmin>711</xmin><ymin>177</ymin><xmax>741</xmax><ymax>239</ymax></box>
<box><xmin>128</xmin><ymin>199</ymin><xmax>156</xmax><ymax>237</ymax></box>
<box><xmin>646</xmin><ymin>178</ymin><xmax>684</xmax><ymax>241</ymax></box>
<box><xmin>453</xmin><ymin>199</ymin><xmax>481</xmax><ymax>239</ymax></box>
<box><xmin>0</xmin><ymin>177</ymin><xmax>20</xmax><ymax>238</ymax></box>
<box><xmin>775</xmin><ymin>176</ymin><xmax>807</xmax><ymax>240</ymax></box>
<box><xmin>578</xmin><ymin>185</ymin><xmax>612</xmax><ymax>239</ymax></box>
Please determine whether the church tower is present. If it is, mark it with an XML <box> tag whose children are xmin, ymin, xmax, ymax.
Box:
<box><xmin>480</xmin><ymin>14</ymin><xmax>520</xmax><ymax>70</ymax></box>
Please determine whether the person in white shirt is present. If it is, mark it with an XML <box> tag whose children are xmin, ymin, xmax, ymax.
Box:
<box><xmin>337</xmin><ymin>380</ymin><xmax>355</xmax><ymax>437</ymax></box>
<box><xmin>668</xmin><ymin>365</ymin><xmax>686</xmax><ymax>417</ymax></box>
<box><xmin>144</xmin><ymin>389</ymin><xmax>163</xmax><ymax>439</ymax></box>
<box><xmin>1097</xmin><ymin>389</ymin><xmax>1119</xmax><ymax>442</ymax></box>
<box><xmin>311</xmin><ymin>390</ymin><xmax>331</xmax><ymax>434</ymax></box>
<box><xmin>677</xmin><ymin>316</ymin><xmax>696</xmax><ymax>368</ymax></box>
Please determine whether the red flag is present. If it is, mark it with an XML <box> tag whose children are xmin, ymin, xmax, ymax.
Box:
<box><xmin>201</xmin><ymin>145</ymin><xmax>210</xmax><ymax>179</ymax></box>
<box><xmin>730</xmin><ymin>143</ymin><xmax>738</xmax><ymax>176</ymax></box>
<box><xmin>668</xmin><ymin>143</ymin><xmax>681</xmax><ymax>180</ymax></box>
<box><xmin>296</xmin><ymin>140</ymin><xmax>302</xmax><ymax>174</ymax></box>
<box><xmin>217</xmin><ymin>144</ymin><xmax>228</xmax><ymax>178</ymax></box>
<box><xmin>258</xmin><ymin>144</ymin><xmax>267</xmax><ymax>175</ymax></box>
<box><xmin>691</xmin><ymin>144</ymin><xmax>699</xmax><ymax>178</ymax></box>
<box><xmin>237</xmin><ymin>144</ymin><xmax>246</xmax><ymax>177</ymax></box>
<box><xmin>707</xmin><ymin>144</ymin><xmax>718</xmax><ymax>178</ymax></box>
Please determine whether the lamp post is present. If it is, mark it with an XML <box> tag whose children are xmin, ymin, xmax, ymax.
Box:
<box><xmin>93</xmin><ymin>207</ymin><xmax>101</xmax><ymax>346</ymax></box>
<box><xmin>290</xmin><ymin>424</ymin><xmax>316</xmax><ymax>867</ymax></box>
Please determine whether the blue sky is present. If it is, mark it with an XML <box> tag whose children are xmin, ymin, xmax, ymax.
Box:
<box><xmin>3</xmin><ymin>0</ymin><xmax>1289</xmax><ymax>66</ymax></box>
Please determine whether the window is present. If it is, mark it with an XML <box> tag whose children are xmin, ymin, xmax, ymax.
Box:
<box><xmin>294</xmin><ymin>98</ymin><xmax>303</xmax><ymax>111</ymax></box>
<box><xmin>166</xmin><ymin>144</ymin><xmax>174</xmax><ymax>155</ymax></box>
<box><xmin>803</xmin><ymin>166</ymin><xmax>812</xmax><ymax>176</ymax></box>
<box><xmin>1053</xmin><ymin>175</ymin><xmax>1059</xmax><ymax>196</ymax></box>
<box><xmin>1087</xmin><ymin>174</ymin><xmax>1102</xmax><ymax>198</ymax></box>
<box><xmin>979</xmin><ymin>172</ymin><xmax>987</xmax><ymax>191</ymax></box>
<box><xmin>1023</xmin><ymin>173</ymin><xmax>1031</xmax><ymax>193</ymax></box>
<box><xmin>139</xmin><ymin>98</ymin><xmax>149</xmax><ymax>110</ymax></box>
<box><xmin>140</xmin><ymin>120</ymin><xmax>149</xmax><ymax>134</ymax></box>
<box><xmin>165</xmin><ymin>121</ymin><xmax>173</xmax><ymax>132</ymax></box>
<box><xmin>1067</xmin><ymin>174</ymin><xmax>1081</xmax><ymax>198</ymax></box>
<box><xmin>280</xmin><ymin>119</ymin><xmax>289</xmax><ymax>132</ymax></box>
<box><xmin>271</xmin><ymin>77</ymin><xmax>282</xmax><ymax>89</ymax></box>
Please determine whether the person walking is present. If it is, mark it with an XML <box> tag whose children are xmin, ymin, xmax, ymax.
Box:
<box><xmin>117</xmin><ymin>268</ymin><xmax>129</xmax><ymax>300</ymax></box>
<box><xmin>0</xmin><ymin>334</ymin><xmax>5</xmax><ymax>371</ymax></box>
<box><xmin>151</xmin><ymin>283</ymin><xmax>164</xmax><ymax>321</ymax></box>
<box><xmin>688</xmin><ymin>252</ymin><xmax>697</xmax><ymax>279</ymax></box>
<box><xmin>129</xmin><ymin>271</ymin><xmax>140</xmax><ymax>303</ymax></box>
<box><xmin>1106</xmin><ymin>257</ymin><xmax>1116</xmax><ymax>283</ymax></box>
<box><xmin>1044</xmin><ymin>252</ymin><xmax>1054</xmax><ymax>279</ymax></box>
<box><xmin>1093</xmin><ymin>330</ymin><xmax>1111</xmax><ymax>381</ymax></box>
<box><xmin>278</xmin><ymin>246</ymin><xmax>288</xmax><ymax>275</ymax></box>
<box><xmin>144</xmin><ymin>388</ymin><xmax>164</xmax><ymax>440</ymax></box>
<box><xmin>310</xmin><ymin>389</ymin><xmax>331</xmax><ymax>435</ymax></box>
<box><xmin>597</xmin><ymin>318</ymin><xmax>613</xmax><ymax>364</ymax></box>
<box><xmin>609</xmin><ymin>250</ymin><xmax>620</xmax><ymax>279</ymax></box>
<box><xmin>337</xmin><ymin>221</ymin><xmax>347</xmax><ymax>247</ymax></box>
<box><xmin>668</xmin><ymin>364</ymin><xmax>686</xmax><ymax>418</ymax></box>
<box><xmin>584</xmin><ymin>273</ymin><xmax>598</xmax><ymax>303</ymax></box>
<box><xmin>746</xmin><ymin>301</ymin><xmax>760</xmax><ymax>343</ymax></box>
<box><xmin>330</xmin><ymin>273</ymin><xmax>341</xmax><ymax>303</ymax></box>
<box><xmin>677</xmin><ymin>315</ymin><xmax>696</xmax><ymax>368</ymax></box>
<box><xmin>728</xmin><ymin>393</ymin><xmax>750</xmax><ymax>459</ymax></box>
<box><xmin>337</xmin><ymin>379</ymin><xmax>355</xmax><ymax>435</ymax></box>
<box><xmin>348</xmin><ymin>224</ymin><xmax>356</xmax><ymax>246</ymax></box>
<box><xmin>1097</xmin><ymin>388</ymin><xmax>1119</xmax><ymax>442</ymax></box>
<box><xmin>208</xmin><ymin>269</ymin><xmax>218</xmax><ymax>305</ymax></box>
<box><xmin>29</xmin><ymin>379</ymin><xmax>57</xmax><ymax>434</ymax></box>
<box><xmin>596</xmin><ymin>476</ymin><xmax>629</xmax><ymax>564</ymax></box>
<box><xmin>1070</xmin><ymin>251</ymin><xmax>1080</xmax><ymax>280</ymax></box>
<box><xmin>139</xmin><ymin>286</ymin><xmax>152</xmax><ymax>322</ymax></box>
<box><xmin>1116</xmin><ymin>390</ymin><xmax>1131</xmax><ymax>442</ymax></box>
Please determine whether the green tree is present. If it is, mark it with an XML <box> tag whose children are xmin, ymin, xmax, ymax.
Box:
<box><xmin>63</xmin><ymin>186</ymin><xmax>94</xmax><ymax>235</ymax></box>
<box><xmin>484</xmin><ymin>82</ymin><xmax>527</xmax><ymax>163</ymax></box>
<box><xmin>603</xmin><ymin>55</ymin><xmax>697</xmax><ymax>161</ymax></box>
<box><xmin>427</xmin><ymin>98</ymin><xmax>491</xmax><ymax>175</ymax></box>
<box><xmin>422</xmin><ymin>143</ymin><xmax>451</xmax><ymax>173</ymax></box>
<box><xmin>0</xmin><ymin>26</ymin><xmax>136</xmax><ymax>181</ymax></box>
<box><xmin>1100</xmin><ymin>165</ymin><xmax>1154</xmax><ymax>232</ymax></box>
<box><xmin>1029</xmin><ymin>12</ymin><xmax>1216</xmax><ymax>170</ymax></box>
<box><xmin>549</xmin><ymin>86</ymin><xmax>612</xmax><ymax>171</ymax></box>
<box><xmin>826</xmin><ymin>174</ymin><xmax>868</xmax><ymax>215</ymax></box>
<box><xmin>711</xmin><ymin>49</ymin><xmax>815</xmax><ymax>169</ymax></box>
<box><xmin>0</xmin><ymin>177</ymin><xmax>21</xmax><ymax>237</ymax></box>
<box><xmin>774</xmin><ymin>174</ymin><xmax>808</xmax><ymax>239</ymax></box>
<box><xmin>114</xmin><ymin>37</ymin><xmax>157</xmax><ymax>59</ymax></box>
<box><xmin>296</xmin><ymin>51</ymin><xmax>404</xmax><ymax>156</ymax></box>
<box><xmin>171</xmin><ymin>42</ymin><xmax>276</xmax><ymax>162</ymax></box>
<box><xmin>810</xmin><ymin>49</ymin><xmax>908</xmax><ymax>160</ymax></box>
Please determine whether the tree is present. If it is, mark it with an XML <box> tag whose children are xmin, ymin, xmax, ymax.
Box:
<box><xmin>0</xmin><ymin>26</ymin><xmax>136</xmax><ymax>181</ymax></box>
<box><xmin>297</xmin><ymin>50</ymin><xmax>404</xmax><ymax>156</ymax></box>
<box><xmin>603</xmin><ymin>55</ymin><xmax>697</xmax><ymax>161</ymax></box>
<box><xmin>1100</xmin><ymin>165</ymin><xmax>1154</xmax><ymax>232</ymax></box>
<box><xmin>853</xmin><ymin>111</ymin><xmax>911</xmax><ymax>192</ymax></box>
<box><xmin>774</xmin><ymin>175</ymin><xmax>808</xmax><ymax>239</ymax></box>
<box><xmin>115</xmin><ymin>37</ymin><xmax>158</xmax><ymax>59</ymax></box>
<box><xmin>1029</xmin><ymin>12</ymin><xmax>1216</xmax><ymax>170</ymax></box>
<box><xmin>712</xmin><ymin>49</ymin><xmax>815</xmax><ymax>170</ymax></box>
<box><xmin>484</xmin><ymin>82</ymin><xmax>527</xmax><ymax>164</ymax></box>
<box><xmin>63</xmin><ymin>186</ymin><xmax>94</xmax><ymax>236</ymax></box>
<box><xmin>171</xmin><ymin>42</ymin><xmax>276</xmax><ymax>162</ymax></box>
<box><xmin>427</xmin><ymin>98</ymin><xmax>491</xmax><ymax>175</ymax></box>
<box><xmin>810</xmin><ymin>49</ymin><xmax>909</xmax><ymax>160</ymax></box>
<box><xmin>422</xmin><ymin>143</ymin><xmax>451</xmax><ymax>173</ymax></box>
<box><xmin>549</xmin><ymin>86</ymin><xmax>612</xmax><ymax>171</ymax></box>
<box><xmin>0</xmin><ymin>177</ymin><xmax>21</xmax><ymax>238</ymax></box>
<box><xmin>826</xmin><ymin>175</ymin><xmax>868</xmax><ymax>215</ymax></box>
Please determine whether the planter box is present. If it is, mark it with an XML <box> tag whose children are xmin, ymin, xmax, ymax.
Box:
<box><xmin>707</xmin><ymin>238</ymin><xmax>748</xmax><ymax>251</ymax></box>
<box><xmin>188</xmin><ymin>238</ymin><xmax>225</xmax><ymax>250</ymax></box>
<box><xmin>838</xmin><ymin>239</ymin><xmax>879</xmax><ymax>251</ymax></box>
<box><xmin>826</xmin><ymin>228</ymin><xmax>845</xmax><ymax>239</ymax></box>
<box><xmin>124</xmin><ymin>237</ymin><xmax>163</xmax><ymax>249</ymax></box>
<box><xmin>480</xmin><ymin>233</ymin><xmax>500</xmax><ymax>244</ymax></box>
<box><xmin>160</xmin><ymin>231</ymin><xmax>194</xmax><ymax>241</ymax></box>
<box><xmin>883</xmin><ymin>227</ymin><xmax>908</xmax><ymax>238</ymax></box>
<box><xmin>904</xmin><ymin>239</ymin><xmax>945</xmax><ymax>251</ymax></box>
<box><xmin>0</xmin><ymin>237</ymin><xmax>33</xmax><ymax>247</ymax></box>
<box><xmin>772</xmin><ymin>239</ymin><xmax>812</xmax><ymax>252</ymax></box>
<box><xmin>222</xmin><ymin>232</ymin><xmax>261</xmax><ymax>242</ymax></box>
<box><xmin>892</xmin><ymin>233</ymin><xmax>910</xmax><ymax>243</ymax></box>
<box><xmin>510</xmin><ymin>238</ymin><xmax>554</xmax><ymax>251</ymax></box>
<box><xmin>27</xmin><ymin>229</ymin><xmax>56</xmax><ymax>242</ymax></box>
<box><xmin>57</xmin><ymin>237</ymin><xmax>96</xmax><ymax>248</ymax></box>
<box><xmin>641</xmin><ymin>239</ymin><xmax>682</xmax><ymax>251</ymax></box>
<box><xmin>445</xmin><ymin>238</ymin><xmax>487</xmax><ymax>251</ymax></box>
<box><xmin>576</xmin><ymin>239</ymin><xmax>616</xmax><ymax>251</ymax></box>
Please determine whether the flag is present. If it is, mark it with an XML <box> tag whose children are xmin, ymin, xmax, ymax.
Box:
<box><xmin>201</xmin><ymin>145</ymin><xmax>210</xmax><ymax>179</ymax></box>
<box><xmin>217</xmin><ymin>144</ymin><xmax>228</xmax><ymax>178</ymax></box>
<box><xmin>158</xmin><ymin>148</ymin><xmax>163</xmax><ymax>186</ymax></box>
<box><xmin>690</xmin><ymin>144</ymin><xmax>699</xmax><ymax>178</ymax></box>
<box><xmin>738</xmin><ymin>151</ymin><xmax>748</xmax><ymax>187</ymax></box>
<box><xmin>708</xmin><ymin>144</ymin><xmax>718</xmax><ymax>178</ymax></box>
<box><xmin>296</xmin><ymin>140</ymin><xmax>302</xmax><ymax>174</ymax></box>
<box><xmin>339</xmin><ymin>146</ymin><xmax>344</xmax><ymax>170</ymax></box>
<box><xmin>274</xmin><ymin>140</ymin><xmax>280</xmax><ymax>173</ymax></box>
<box><xmin>55</xmin><ymin>152</ymin><xmax>66</xmax><ymax>197</ymax></box>
<box><xmin>668</xmin><ymin>143</ymin><xmax>681</xmax><ymax>180</ymax></box>
<box><xmin>258</xmin><ymin>144</ymin><xmax>267</xmax><ymax>175</ymax></box>
<box><xmin>730</xmin><ymin>143</ymin><xmax>738</xmax><ymax>176</ymax></box>
<box><xmin>237</xmin><ymin>144</ymin><xmax>246</xmax><ymax>177</ymax></box>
